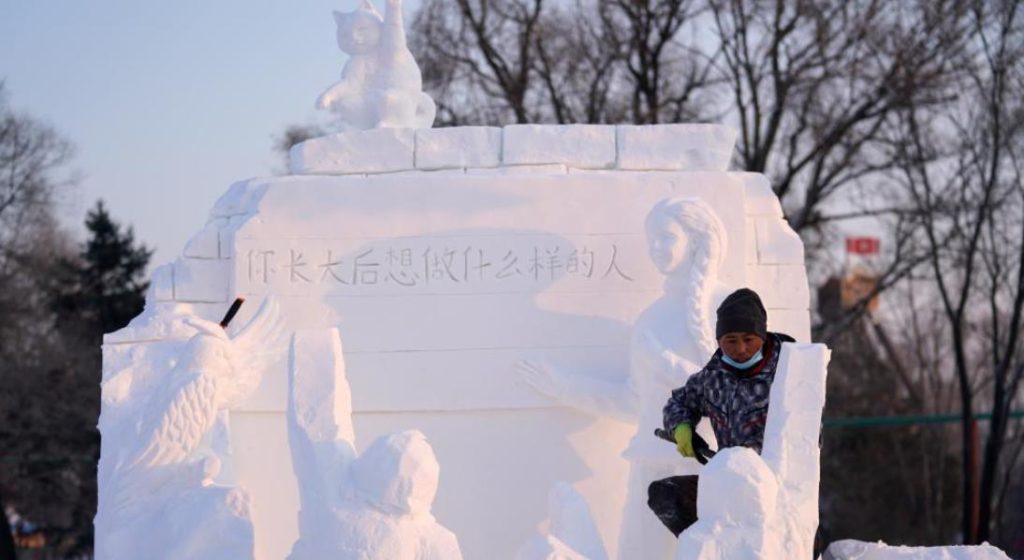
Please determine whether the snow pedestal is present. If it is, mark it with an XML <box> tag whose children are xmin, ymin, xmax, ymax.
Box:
<box><xmin>99</xmin><ymin>123</ymin><xmax>814</xmax><ymax>559</ymax></box>
<box><xmin>677</xmin><ymin>343</ymin><xmax>830</xmax><ymax>560</ymax></box>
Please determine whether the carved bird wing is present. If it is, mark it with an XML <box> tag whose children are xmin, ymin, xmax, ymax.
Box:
<box><xmin>108</xmin><ymin>366</ymin><xmax>221</xmax><ymax>515</ymax></box>
<box><xmin>230</xmin><ymin>296</ymin><xmax>285</xmax><ymax>368</ymax></box>
<box><xmin>128</xmin><ymin>369</ymin><xmax>220</xmax><ymax>470</ymax></box>
<box><xmin>219</xmin><ymin>297</ymin><xmax>286</xmax><ymax>406</ymax></box>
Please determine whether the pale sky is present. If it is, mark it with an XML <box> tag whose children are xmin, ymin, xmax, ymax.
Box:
<box><xmin>0</xmin><ymin>1</ymin><xmax>418</xmax><ymax>266</ymax></box>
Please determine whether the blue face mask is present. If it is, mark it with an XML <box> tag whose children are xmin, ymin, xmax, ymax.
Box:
<box><xmin>721</xmin><ymin>349</ymin><xmax>764</xmax><ymax>370</ymax></box>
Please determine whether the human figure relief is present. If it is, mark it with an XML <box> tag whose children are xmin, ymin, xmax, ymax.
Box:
<box><xmin>287</xmin><ymin>329</ymin><xmax>463</xmax><ymax>560</ymax></box>
<box><xmin>519</xmin><ymin>198</ymin><xmax>732</xmax><ymax>560</ymax></box>
<box><xmin>95</xmin><ymin>298</ymin><xmax>285</xmax><ymax>560</ymax></box>
<box><xmin>316</xmin><ymin>0</ymin><xmax>436</xmax><ymax>130</ymax></box>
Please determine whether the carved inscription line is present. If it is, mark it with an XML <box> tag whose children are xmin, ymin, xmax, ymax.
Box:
<box><xmin>246</xmin><ymin>243</ymin><xmax>635</xmax><ymax>289</ymax></box>
<box><xmin>339</xmin><ymin>343</ymin><xmax>633</xmax><ymax>355</ymax></box>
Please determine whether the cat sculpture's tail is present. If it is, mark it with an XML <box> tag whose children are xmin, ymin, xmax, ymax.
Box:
<box><xmin>414</xmin><ymin>91</ymin><xmax>436</xmax><ymax>129</ymax></box>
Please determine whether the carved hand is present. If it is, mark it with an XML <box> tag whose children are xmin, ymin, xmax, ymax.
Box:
<box><xmin>639</xmin><ymin>331</ymin><xmax>697</xmax><ymax>386</ymax></box>
<box><xmin>517</xmin><ymin>359</ymin><xmax>566</xmax><ymax>399</ymax></box>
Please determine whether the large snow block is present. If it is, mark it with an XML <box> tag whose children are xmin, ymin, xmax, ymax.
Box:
<box><xmin>465</xmin><ymin>164</ymin><xmax>567</xmax><ymax>175</ymax></box>
<box><xmin>118</xmin><ymin>156</ymin><xmax>808</xmax><ymax>559</ymax></box>
<box><xmin>416</xmin><ymin>127</ymin><xmax>501</xmax><ymax>169</ymax></box>
<box><xmin>616</xmin><ymin>124</ymin><xmax>735</xmax><ymax>171</ymax></box>
<box><xmin>183</xmin><ymin>221</ymin><xmax>222</xmax><ymax>259</ymax></box>
<box><xmin>824</xmin><ymin>540</ymin><xmax>1011</xmax><ymax>560</ymax></box>
<box><xmin>289</xmin><ymin>129</ymin><xmax>415</xmax><ymax>175</ymax></box>
<box><xmin>755</xmin><ymin>217</ymin><xmax>804</xmax><ymax>264</ymax></box>
<box><xmin>762</xmin><ymin>343</ymin><xmax>830</xmax><ymax>560</ymax></box>
<box><xmin>741</xmin><ymin>174</ymin><xmax>784</xmax><ymax>217</ymax></box>
<box><xmin>211</xmin><ymin>180</ymin><xmax>269</xmax><ymax>218</ymax></box>
<box><xmin>502</xmin><ymin>125</ymin><xmax>616</xmax><ymax>169</ymax></box>
<box><xmin>173</xmin><ymin>258</ymin><xmax>231</xmax><ymax>302</ymax></box>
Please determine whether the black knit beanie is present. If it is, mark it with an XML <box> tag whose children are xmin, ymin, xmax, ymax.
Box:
<box><xmin>716</xmin><ymin>288</ymin><xmax>767</xmax><ymax>340</ymax></box>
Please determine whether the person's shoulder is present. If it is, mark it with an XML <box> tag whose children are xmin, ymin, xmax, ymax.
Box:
<box><xmin>770</xmin><ymin>332</ymin><xmax>796</xmax><ymax>344</ymax></box>
<box><xmin>699</xmin><ymin>349</ymin><xmax>724</xmax><ymax>372</ymax></box>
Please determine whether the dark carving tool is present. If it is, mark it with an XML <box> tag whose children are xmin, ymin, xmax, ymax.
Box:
<box><xmin>654</xmin><ymin>428</ymin><xmax>718</xmax><ymax>465</ymax></box>
<box><xmin>219</xmin><ymin>297</ymin><xmax>246</xmax><ymax>329</ymax></box>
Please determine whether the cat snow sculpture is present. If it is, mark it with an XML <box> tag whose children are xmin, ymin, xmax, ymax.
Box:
<box><xmin>95</xmin><ymin>298</ymin><xmax>285</xmax><ymax>560</ymax></box>
<box><xmin>316</xmin><ymin>0</ymin><xmax>436</xmax><ymax>130</ymax></box>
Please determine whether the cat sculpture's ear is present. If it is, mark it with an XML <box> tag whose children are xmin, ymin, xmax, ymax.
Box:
<box><xmin>332</xmin><ymin>10</ymin><xmax>346</xmax><ymax>26</ymax></box>
<box><xmin>360</xmin><ymin>0</ymin><xmax>382</xmax><ymax>18</ymax></box>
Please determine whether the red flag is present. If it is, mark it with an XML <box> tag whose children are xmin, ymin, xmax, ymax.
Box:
<box><xmin>846</xmin><ymin>237</ymin><xmax>880</xmax><ymax>255</ymax></box>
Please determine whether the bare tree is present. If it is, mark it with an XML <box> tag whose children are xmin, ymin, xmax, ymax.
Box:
<box><xmin>410</xmin><ymin>0</ymin><xmax>717</xmax><ymax>125</ymax></box>
<box><xmin>0</xmin><ymin>83</ymin><xmax>74</xmax><ymax>361</ymax></box>
<box><xmin>709</xmin><ymin>0</ymin><xmax>968</xmax><ymax>231</ymax></box>
<box><xmin>891</xmin><ymin>0</ymin><xmax>1024</xmax><ymax>543</ymax></box>
<box><xmin>0</xmin><ymin>83</ymin><xmax>73</xmax><ymax>273</ymax></box>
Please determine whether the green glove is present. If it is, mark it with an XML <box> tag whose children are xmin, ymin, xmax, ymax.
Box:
<box><xmin>673</xmin><ymin>424</ymin><xmax>695</xmax><ymax>458</ymax></box>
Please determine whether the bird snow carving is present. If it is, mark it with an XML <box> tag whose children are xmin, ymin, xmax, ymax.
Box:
<box><xmin>111</xmin><ymin>297</ymin><xmax>285</xmax><ymax>514</ymax></box>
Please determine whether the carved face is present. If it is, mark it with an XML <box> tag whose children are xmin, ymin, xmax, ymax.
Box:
<box><xmin>335</xmin><ymin>10</ymin><xmax>382</xmax><ymax>55</ymax></box>
<box><xmin>646</xmin><ymin>211</ymin><xmax>690</xmax><ymax>274</ymax></box>
<box><xmin>718</xmin><ymin>332</ymin><xmax>765</xmax><ymax>363</ymax></box>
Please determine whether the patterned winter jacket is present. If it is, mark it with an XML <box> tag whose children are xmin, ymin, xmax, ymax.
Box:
<box><xmin>662</xmin><ymin>332</ymin><xmax>795</xmax><ymax>454</ymax></box>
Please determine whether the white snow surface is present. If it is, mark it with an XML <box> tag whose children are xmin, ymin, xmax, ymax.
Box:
<box><xmin>824</xmin><ymin>540</ymin><xmax>1011</xmax><ymax>560</ymax></box>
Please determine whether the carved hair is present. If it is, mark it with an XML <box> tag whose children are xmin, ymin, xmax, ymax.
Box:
<box><xmin>647</xmin><ymin>197</ymin><xmax>728</xmax><ymax>357</ymax></box>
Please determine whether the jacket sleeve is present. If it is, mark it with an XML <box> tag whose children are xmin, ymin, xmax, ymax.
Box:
<box><xmin>662</xmin><ymin>370</ymin><xmax>706</xmax><ymax>432</ymax></box>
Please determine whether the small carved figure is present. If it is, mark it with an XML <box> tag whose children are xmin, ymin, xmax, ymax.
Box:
<box><xmin>516</xmin><ymin>482</ymin><xmax>608</xmax><ymax>560</ymax></box>
<box><xmin>316</xmin><ymin>0</ymin><xmax>436</xmax><ymax>130</ymax></box>
<box><xmin>287</xmin><ymin>329</ymin><xmax>463</xmax><ymax>560</ymax></box>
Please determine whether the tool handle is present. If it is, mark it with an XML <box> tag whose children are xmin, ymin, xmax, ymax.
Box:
<box><xmin>653</xmin><ymin>427</ymin><xmax>717</xmax><ymax>465</ymax></box>
<box><xmin>219</xmin><ymin>297</ymin><xmax>246</xmax><ymax>329</ymax></box>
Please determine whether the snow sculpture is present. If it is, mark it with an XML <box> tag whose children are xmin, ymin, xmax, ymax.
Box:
<box><xmin>286</xmin><ymin>328</ymin><xmax>462</xmax><ymax>560</ymax></box>
<box><xmin>516</xmin><ymin>483</ymin><xmax>609</xmax><ymax>560</ymax></box>
<box><xmin>519</xmin><ymin>196</ymin><xmax>733</xmax><ymax>559</ymax></box>
<box><xmin>676</xmin><ymin>343</ymin><xmax>830</xmax><ymax>560</ymax></box>
<box><xmin>127</xmin><ymin>120</ymin><xmax>809</xmax><ymax>558</ymax></box>
<box><xmin>95</xmin><ymin>298</ymin><xmax>284</xmax><ymax>560</ymax></box>
<box><xmin>823</xmin><ymin>540</ymin><xmax>1011</xmax><ymax>560</ymax></box>
<box><xmin>675</xmin><ymin>448</ymin><xmax>784</xmax><ymax>559</ymax></box>
<box><xmin>316</xmin><ymin>0</ymin><xmax>436</xmax><ymax>130</ymax></box>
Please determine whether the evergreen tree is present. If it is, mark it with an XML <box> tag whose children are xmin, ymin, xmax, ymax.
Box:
<box><xmin>53</xmin><ymin>200</ymin><xmax>151</xmax><ymax>338</ymax></box>
<box><xmin>0</xmin><ymin>200</ymin><xmax>151</xmax><ymax>556</ymax></box>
